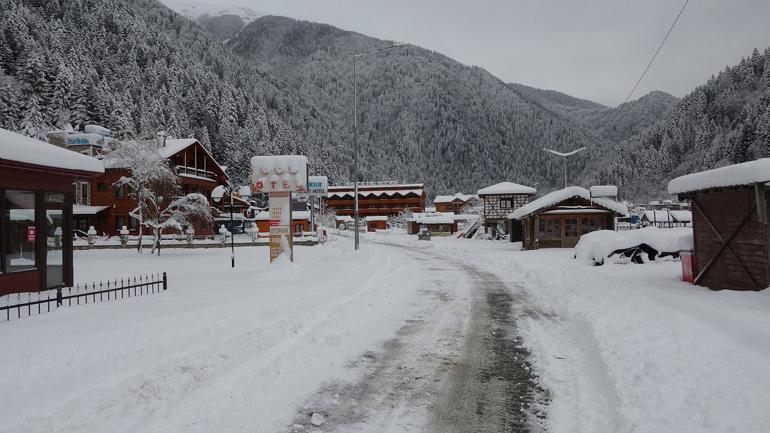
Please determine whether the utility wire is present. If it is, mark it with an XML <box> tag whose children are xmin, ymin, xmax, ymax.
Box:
<box><xmin>621</xmin><ymin>0</ymin><xmax>690</xmax><ymax>105</ymax></box>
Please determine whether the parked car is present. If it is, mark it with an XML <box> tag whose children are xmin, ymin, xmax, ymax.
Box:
<box><xmin>418</xmin><ymin>226</ymin><xmax>431</xmax><ymax>241</ymax></box>
<box><xmin>214</xmin><ymin>219</ymin><xmax>255</xmax><ymax>235</ymax></box>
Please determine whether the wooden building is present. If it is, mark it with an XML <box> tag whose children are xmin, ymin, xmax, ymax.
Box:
<box><xmin>406</xmin><ymin>213</ymin><xmax>458</xmax><ymax>235</ymax></box>
<box><xmin>512</xmin><ymin>186</ymin><xmax>628</xmax><ymax>249</ymax></box>
<box><xmin>73</xmin><ymin>138</ymin><xmax>229</xmax><ymax>236</ymax></box>
<box><xmin>433</xmin><ymin>193</ymin><xmax>478</xmax><ymax>214</ymax></box>
<box><xmin>669</xmin><ymin>159</ymin><xmax>770</xmax><ymax>291</ymax></box>
<box><xmin>365</xmin><ymin>216</ymin><xmax>388</xmax><ymax>232</ymax></box>
<box><xmin>324</xmin><ymin>182</ymin><xmax>425</xmax><ymax>218</ymax></box>
<box><xmin>252</xmin><ymin>211</ymin><xmax>312</xmax><ymax>234</ymax></box>
<box><xmin>0</xmin><ymin>128</ymin><xmax>103</xmax><ymax>295</ymax></box>
<box><xmin>477</xmin><ymin>182</ymin><xmax>536</xmax><ymax>234</ymax></box>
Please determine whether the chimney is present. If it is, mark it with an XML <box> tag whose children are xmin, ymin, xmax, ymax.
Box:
<box><xmin>156</xmin><ymin>130</ymin><xmax>167</xmax><ymax>148</ymax></box>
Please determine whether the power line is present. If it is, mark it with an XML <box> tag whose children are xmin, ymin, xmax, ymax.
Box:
<box><xmin>621</xmin><ymin>0</ymin><xmax>690</xmax><ymax>105</ymax></box>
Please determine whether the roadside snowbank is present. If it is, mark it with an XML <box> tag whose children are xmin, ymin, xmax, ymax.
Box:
<box><xmin>574</xmin><ymin>227</ymin><xmax>693</xmax><ymax>264</ymax></box>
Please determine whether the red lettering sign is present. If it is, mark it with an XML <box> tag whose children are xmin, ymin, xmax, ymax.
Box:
<box><xmin>27</xmin><ymin>226</ymin><xmax>36</xmax><ymax>242</ymax></box>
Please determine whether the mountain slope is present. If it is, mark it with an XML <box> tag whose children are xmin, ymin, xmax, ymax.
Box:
<box><xmin>508</xmin><ymin>83</ymin><xmax>607</xmax><ymax>119</ymax></box>
<box><xmin>229</xmin><ymin>15</ymin><xmax>616</xmax><ymax>194</ymax></box>
<box><xmin>601</xmin><ymin>47</ymin><xmax>770</xmax><ymax>200</ymax></box>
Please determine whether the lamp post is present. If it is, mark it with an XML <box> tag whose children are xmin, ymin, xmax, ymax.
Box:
<box><xmin>212</xmin><ymin>184</ymin><xmax>236</xmax><ymax>268</ymax></box>
<box><xmin>351</xmin><ymin>43</ymin><xmax>408</xmax><ymax>250</ymax></box>
<box><xmin>543</xmin><ymin>147</ymin><xmax>586</xmax><ymax>188</ymax></box>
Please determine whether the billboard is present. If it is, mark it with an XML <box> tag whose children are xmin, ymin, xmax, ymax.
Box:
<box><xmin>297</xmin><ymin>175</ymin><xmax>329</xmax><ymax>200</ymax></box>
<box><xmin>268</xmin><ymin>191</ymin><xmax>293</xmax><ymax>263</ymax></box>
<box><xmin>250</xmin><ymin>155</ymin><xmax>308</xmax><ymax>193</ymax></box>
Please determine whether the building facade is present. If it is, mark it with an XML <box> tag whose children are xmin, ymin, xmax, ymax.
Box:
<box><xmin>1</xmin><ymin>128</ymin><xmax>103</xmax><ymax>295</ymax></box>
<box><xmin>324</xmin><ymin>182</ymin><xmax>425</xmax><ymax>219</ymax></box>
<box><xmin>433</xmin><ymin>193</ymin><xmax>478</xmax><ymax>214</ymax></box>
<box><xmin>477</xmin><ymin>182</ymin><xmax>537</xmax><ymax>233</ymax></box>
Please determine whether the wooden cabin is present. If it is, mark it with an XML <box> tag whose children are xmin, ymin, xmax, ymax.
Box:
<box><xmin>0</xmin><ymin>128</ymin><xmax>104</xmax><ymax>295</ymax></box>
<box><xmin>365</xmin><ymin>216</ymin><xmax>388</xmax><ymax>232</ymax></box>
<box><xmin>669</xmin><ymin>159</ymin><xmax>770</xmax><ymax>291</ymax></box>
<box><xmin>406</xmin><ymin>213</ymin><xmax>458</xmax><ymax>235</ymax></box>
<box><xmin>324</xmin><ymin>182</ymin><xmax>425</xmax><ymax>218</ymax></box>
<box><xmin>433</xmin><ymin>193</ymin><xmax>478</xmax><ymax>214</ymax></box>
<box><xmin>477</xmin><ymin>182</ymin><xmax>536</xmax><ymax>235</ymax></box>
<box><xmin>512</xmin><ymin>186</ymin><xmax>628</xmax><ymax>249</ymax></box>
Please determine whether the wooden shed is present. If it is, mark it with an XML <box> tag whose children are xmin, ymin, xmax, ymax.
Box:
<box><xmin>477</xmin><ymin>182</ymin><xmax>536</xmax><ymax>235</ymax></box>
<box><xmin>669</xmin><ymin>159</ymin><xmax>770</xmax><ymax>291</ymax></box>
<box><xmin>406</xmin><ymin>213</ymin><xmax>458</xmax><ymax>235</ymax></box>
<box><xmin>365</xmin><ymin>216</ymin><xmax>388</xmax><ymax>232</ymax></box>
<box><xmin>511</xmin><ymin>186</ymin><xmax>628</xmax><ymax>249</ymax></box>
<box><xmin>0</xmin><ymin>128</ymin><xmax>104</xmax><ymax>295</ymax></box>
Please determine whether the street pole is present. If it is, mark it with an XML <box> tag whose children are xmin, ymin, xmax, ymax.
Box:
<box><xmin>543</xmin><ymin>147</ymin><xmax>586</xmax><ymax>189</ymax></box>
<box><xmin>230</xmin><ymin>186</ymin><xmax>235</xmax><ymax>268</ymax></box>
<box><xmin>353</xmin><ymin>58</ymin><xmax>360</xmax><ymax>250</ymax></box>
<box><xmin>562</xmin><ymin>156</ymin><xmax>567</xmax><ymax>189</ymax></box>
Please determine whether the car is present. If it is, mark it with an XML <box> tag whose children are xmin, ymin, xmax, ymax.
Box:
<box><xmin>417</xmin><ymin>227</ymin><xmax>431</xmax><ymax>241</ymax></box>
<box><xmin>214</xmin><ymin>219</ymin><xmax>255</xmax><ymax>235</ymax></box>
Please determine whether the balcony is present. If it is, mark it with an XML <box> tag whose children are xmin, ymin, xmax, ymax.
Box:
<box><xmin>176</xmin><ymin>165</ymin><xmax>217</xmax><ymax>181</ymax></box>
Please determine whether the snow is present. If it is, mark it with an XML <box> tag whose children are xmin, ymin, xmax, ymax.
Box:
<box><xmin>589</xmin><ymin>185</ymin><xmax>617</xmax><ymax>198</ymax></box>
<box><xmin>0</xmin><ymin>127</ymin><xmax>104</xmax><ymax>174</ymax></box>
<box><xmin>574</xmin><ymin>227</ymin><xmax>694</xmax><ymax>264</ymax></box>
<box><xmin>161</xmin><ymin>138</ymin><xmax>226</xmax><ymax>176</ymax></box>
<box><xmin>477</xmin><ymin>181</ymin><xmax>537</xmax><ymax>196</ymax></box>
<box><xmin>362</xmin><ymin>232</ymin><xmax>770</xmax><ymax>433</ymax></box>
<box><xmin>327</xmin><ymin>189</ymin><xmax>423</xmax><ymax>198</ymax></box>
<box><xmin>433</xmin><ymin>193</ymin><xmax>477</xmax><ymax>203</ymax></box>
<box><xmin>72</xmin><ymin>205</ymin><xmax>110</xmax><ymax>215</ymax></box>
<box><xmin>407</xmin><ymin>212</ymin><xmax>455</xmax><ymax>225</ymax></box>
<box><xmin>511</xmin><ymin>186</ymin><xmax>629</xmax><ymax>220</ymax></box>
<box><xmin>643</xmin><ymin>209</ymin><xmax>692</xmax><ymax>223</ymax></box>
<box><xmin>335</xmin><ymin>215</ymin><xmax>354</xmax><ymax>222</ymax></box>
<box><xmin>668</xmin><ymin>158</ymin><xmax>770</xmax><ymax>194</ymax></box>
<box><xmin>365</xmin><ymin>216</ymin><xmax>388</xmax><ymax>222</ymax></box>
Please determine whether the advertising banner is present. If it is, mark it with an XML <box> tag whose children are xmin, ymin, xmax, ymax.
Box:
<box><xmin>251</xmin><ymin>155</ymin><xmax>309</xmax><ymax>194</ymax></box>
<box><xmin>268</xmin><ymin>191</ymin><xmax>293</xmax><ymax>263</ymax></box>
<box><xmin>296</xmin><ymin>176</ymin><xmax>329</xmax><ymax>200</ymax></box>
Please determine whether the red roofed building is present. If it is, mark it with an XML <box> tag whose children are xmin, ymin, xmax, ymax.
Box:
<box><xmin>323</xmin><ymin>182</ymin><xmax>425</xmax><ymax>218</ymax></box>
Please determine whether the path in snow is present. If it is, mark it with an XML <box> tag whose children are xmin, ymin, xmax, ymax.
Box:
<box><xmin>284</xmin><ymin>244</ymin><xmax>546</xmax><ymax>433</ymax></box>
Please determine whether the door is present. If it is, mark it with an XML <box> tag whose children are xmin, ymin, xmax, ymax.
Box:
<box><xmin>563</xmin><ymin>217</ymin><xmax>579</xmax><ymax>248</ymax></box>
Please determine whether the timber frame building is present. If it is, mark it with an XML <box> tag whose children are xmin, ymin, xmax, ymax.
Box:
<box><xmin>477</xmin><ymin>182</ymin><xmax>536</xmax><ymax>233</ymax></box>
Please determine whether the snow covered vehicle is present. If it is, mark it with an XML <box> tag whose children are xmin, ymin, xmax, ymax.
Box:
<box><xmin>575</xmin><ymin>227</ymin><xmax>693</xmax><ymax>265</ymax></box>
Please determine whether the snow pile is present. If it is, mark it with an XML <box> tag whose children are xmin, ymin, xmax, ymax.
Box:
<box><xmin>668</xmin><ymin>158</ymin><xmax>770</xmax><ymax>194</ymax></box>
<box><xmin>407</xmin><ymin>212</ymin><xmax>455</xmax><ymax>225</ymax></box>
<box><xmin>478</xmin><ymin>182</ymin><xmax>536</xmax><ymax>196</ymax></box>
<box><xmin>575</xmin><ymin>227</ymin><xmax>693</xmax><ymax>264</ymax></box>
<box><xmin>365</xmin><ymin>216</ymin><xmax>388</xmax><ymax>222</ymax></box>
<box><xmin>589</xmin><ymin>185</ymin><xmax>617</xmax><ymax>198</ymax></box>
<box><xmin>511</xmin><ymin>186</ymin><xmax>629</xmax><ymax>220</ymax></box>
<box><xmin>0</xmin><ymin>127</ymin><xmax>104</xmax><ymax>173</ymax></box>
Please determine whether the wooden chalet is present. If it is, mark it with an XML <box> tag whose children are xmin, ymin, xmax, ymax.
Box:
<box><xmin>406</xmin><ymin>213</ymin><xmax>458</xmax><ymax>235</ymax></box>
<box><xmin>73</xmin><ymin>137</ymin><xmax>229</xmax><ymax>236</ymax></box>
<box><xmin>477</xmin><ymin>182</ymin><xmax>536</xmax><ymax>234</ymax></box>
<box><xmin>433</xmin><ymin>193</ymin><xmax>478</xmax><ymax>214</ymax></box>
<box><xmin>511</xmin><ymin>186</ymin><xmax>628</xmax><ymax>249</ymax></box>
<box><xmin>324</xmin><ymin>182</ymin><xmax>425</xmax><ymax>218</ymax></box>
<box><xmin>0</xmin><ymin>128</ymin><xmax>104</xmax><ymax>295</ymax></box>
<box><xmin>669</xmin><ymin>159</ymin><xmax>770</xmax><ymax>291</ymax></box>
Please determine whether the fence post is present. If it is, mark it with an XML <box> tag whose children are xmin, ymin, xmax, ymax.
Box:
<box><xmin>163</xmin><ymin>272</ymin><xmax>167</xmax><ymax>291</ymax></box>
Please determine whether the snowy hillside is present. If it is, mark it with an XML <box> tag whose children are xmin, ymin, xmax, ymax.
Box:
<box><xmin>160</xmin><ymin>0</ymin><xmax>265</xmax><ymax>23</ymax></box>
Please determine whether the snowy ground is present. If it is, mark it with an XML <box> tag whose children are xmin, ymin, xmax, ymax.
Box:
<box><xmin>2</xmin><ymin>231</ymin><xmax>770</xmax><ymax>433</ymax></box>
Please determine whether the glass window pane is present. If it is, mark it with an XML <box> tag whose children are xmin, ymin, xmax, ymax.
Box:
<box><xmin>46</xmin><ymin>209</ymin><xmax>64</xmax><ymax>288</ymax></box>
<box><xmin>4</xmin><ymin>190</ymin><xmax>37</xmax><ymax>273</ymax></box>
<box><xmin>47</xmin><ymin>192</ymin><xmax>65</xmax><ymax>203</ymax></box>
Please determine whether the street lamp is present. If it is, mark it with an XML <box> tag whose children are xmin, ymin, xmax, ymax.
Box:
<box><xmin>212</xmin><ymin>183</ymin><xmax>236</xmax><ymax>268</ymax></box>
<box><xmin>351</xmin><ymin>42</ymin><xmax>408</xmax><ymax>251</ymax></box>
<box><xmin>543</xmin><ymin>147</ymin><xmax>586</xmax><ymax>188</ymax></box>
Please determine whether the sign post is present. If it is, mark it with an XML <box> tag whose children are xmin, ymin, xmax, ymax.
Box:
<box><xmin>251</xmin><ymin>155</ymin><xmax>308</xmax><ymax>263</ymax></box>
<box><xmin>303</xmin><ymin>176</ymin><xmax>328</xmax><ymax>231</ymax></box>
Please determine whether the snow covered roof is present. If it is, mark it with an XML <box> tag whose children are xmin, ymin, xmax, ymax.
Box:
<box><xmin>589</xmin><ymin>185</ymin><xmax>618</xmax><ymax>198</ymax></box>
<box><xmin>433</xmin><ymin>193</ymin><xmax>477</xmax><ymax>204</ymax></box>
<box><xmin>407</xmin><ymin>212</ymin><xmax>455</xmax><ymax>224</ymax></box>
<box><xmin>510</xmin><ymin>186</ymin><xmax>629</xmax><ymax>220</ymax></box>
<box><xmin>642</xmin><ymin>210</ymin><xmax>692</xmax><ymax>223</ymax></box>
<box><xmin>0</xmin><ymin>127</ymin><xmax>104</xmax><ymax>174</ymax></box>
<box><xmin>72</xmin><ymin>205</ymin><xmax>110</xmax><ymax>215</ymax></box>
<box><xmin>477</xmin><ymin>182</ymin><xmax>536</xmax><ymax>196</ymax></box>
<box><xmin>335</xmin><ymin>215</ymin><xmax>354</xmax><ymax>222</ymax></box>
<box><xmin>365</xmin><ymin>216</ymin><xmax>389</xmax><ymax>222</ymax></box>
<box><xmin>668</xmin><ymin>158</ymin><xmax>770</xmax><ymax>195</ymax></box>
<box><xmin>327</xmin><ymin>189</ymin><xmax>423</xmax><ymax>199</ymax></box>
<box><xmin>162</xmin><ymin>138</ymin><xmax>226</xmax><ymax>177</ymax></box>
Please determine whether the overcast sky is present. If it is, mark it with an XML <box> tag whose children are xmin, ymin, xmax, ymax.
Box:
<box><xmin>179</xmin><ymin>0</ymin><xmax>770</xmax><ymax>106</ymax></box>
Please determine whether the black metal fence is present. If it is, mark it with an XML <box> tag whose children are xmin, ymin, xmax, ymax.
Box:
<box><xmin>1</xmin><ymin>273</ymin><xmax>167</xmax><ymax>322</ymax></box>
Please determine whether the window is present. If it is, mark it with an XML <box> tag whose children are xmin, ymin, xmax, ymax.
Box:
<box><xmin>96</xmin><ymin>183</ymin><xmax>107</xmax><ymax>192</ymax></box>
<box><xmin>3</xmin><ymin>190</ymin><xmax>37</xmax><ymax>273</ymax></box>
<box><xmin>501</xmin><ymin>198</ymin><xmax>514</xmax><ymax>208</ymax></box>
<box><xmin>115</xmin><ymin>184</ymin><xmax>126</xmax><ymax>199</ymax></box>
<box><xmin>538</xmin><ymin>218</ymin><xmax>561</xmax><ymax>241</ymax></box>
<box><xmin>73</xmin><ymin>182</ymin><xmax>89</xmax><ymax>205</ymax></box>
<box><xmin>565</xmin><ymin>218</ymin><xmax>578</xmax><ymax>237</ymax></box>
<box><xmin>127</xmin><ymin>216</ymin><xmax>139</xmax><ymax>231</ymax></box>
<box><xmin>581</xmin><ymin>218</ymin><xmax>602</xmax><ymax>235</ymax></box>
<box><xmin>115</xmin><ymin>215</ymin><xmax>126</xmax><ymax>231</ymax></box>
<box><xmin>294</xmin><ymin>223</ymin><xmax>304</xmax><ymax>234</ymax></box>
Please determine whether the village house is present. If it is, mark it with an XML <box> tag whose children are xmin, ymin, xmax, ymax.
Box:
<box><xmin>511</xmin><ymin>186</ymin><xmax>628</xmax><ymax>249</ymax></box>
<box><xmin>406</xmin><ymin>212</ymin><xmax>458</xmax><ymax>235</ymax></box>
<box><xmin>668</xmin><ymin>158</ymin><xmax>770</xmax><ymax>291</ymax></box>
<box><xmin>324</xmin><ymin>182</ymin><xmax>425</xmax><ymax>219</ymax></box>
<box><xmin>0</xmin><ymin>128</ymin><xmax>104</xmax><ymax>295</ymax></box>
<box><xmin>69</xmin><ymin>135</ymin><xmax>229</xmax><ymax>236</ymax></box>
<box><xmin>477</xmin><ymin>182</ymin><xmax>536</xmax><ymax>235</ymax></box>
<box><xmin>433</xmin><ymin>193</ymin><xmax>478</xmax><ymax>214</ymax></box>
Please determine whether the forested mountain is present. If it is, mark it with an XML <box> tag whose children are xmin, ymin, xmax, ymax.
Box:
<box><xmin>601</xmin><ymin>47</ymin><xmax>770</xmax><ymax>201</ymax></box>
<box><xmin>228</xmin><ymin>15</ymin><xmax>616</xmax><ymax>194</ymax></box>
<box><xmin>510</xmin><ymin>83</ymin><xmax>679</xmax><ymax>143</ymax></box>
